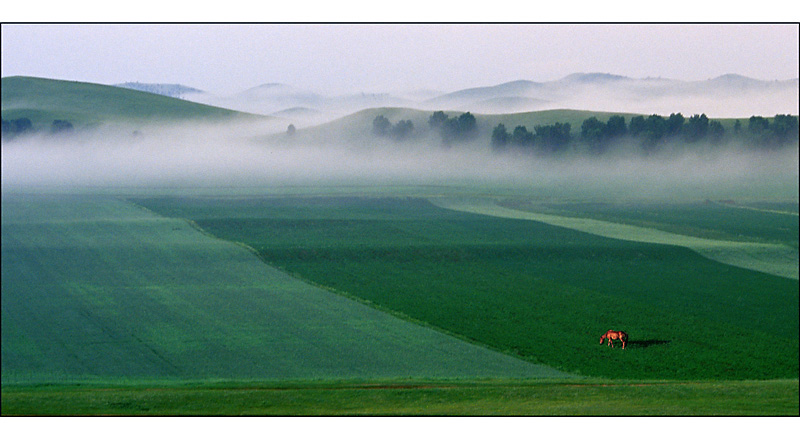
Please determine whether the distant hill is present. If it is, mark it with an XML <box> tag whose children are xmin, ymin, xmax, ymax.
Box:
<box><xmin>115</xmin><ymin>82</ymin><xmax>205</xmax><ymax>98</ymax></box>
<box><xmin>558</xmin><ymin>72</ymin><xmax>632</xmax><ymax>84</ymax></box>
<box><xmin>455</xmin><ymin>96</ymin><xmax>550</xmax><ymax>114</ymax></box>
<box><xmin>186</xmin><ymin>83</ymin><xmax>415</xmax><ymax>124</ymax></box>
<box><xmin>180</xmin><ymin>73</ymin><xmax>797</xmax><ymax>124</ymax></box>
<box><xmin>1</xmin><ymin>76</ymin><xmax>264</xmax><ymax>130</ymax></box>
<box><xmin>422</xmin><ymin>74</ymin><xmax>798</xmax><ymax>117</ymax></box>
<box><xmin>422</xmin><ymin>80</ymin><xmax>542</xmax><ymax>110</ymax></box>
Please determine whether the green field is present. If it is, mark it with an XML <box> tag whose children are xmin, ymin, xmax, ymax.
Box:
<box><xmin>434</xmin><ymin>197</ymin><xmax>799</xmax><ymax>279</ymax></box>
<box><xmin>134</xmin><ymin>195</ymin><xmax>798</xmax><ymax>381</ymax></box>
<box><xmin>1</xmin><ymin>194</ymin><xmax>568</xmax><ymax>386</ymax></box>
<box><xmin>2</xmin><ymin>191</ymin><xmax>798</xmax><ymax>415</ymax></box>
<box><xmin>3</xmin><ymin>379</ymin><xmax>796</xmax><ymax>416</ymax></box>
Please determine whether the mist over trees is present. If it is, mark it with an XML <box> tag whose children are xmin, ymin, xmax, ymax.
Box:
<box><xmin>749</xmin><ymin>115</ymin><xmax>799</xmax><ymax>148</ymax></box>
<box><xmin>491</xmin><ymin>122</ymin><xmax>573</xmax><ymax>153</ymax></box>
<box><xmin>428</xmin><ymin>111</ymin><xmax>477</xmax><ymax>144</ymax></box>
<box><xmin>367</xmin><ymin>110</ymin><xmax>798</xmax><ymax>156</ymax></box>
<box><xmin>491</xmin><ymin>113</ymin><xmax>798</xmax><ymax>156</ymax></box>
<box><xmin>371</xmin><ymin>111</ymin><xmax>478</xmax><ymax>145</ymax></box>
<box><xmin>2</xmin><ymin>117</ymin><xmax>74</xmax><ymax>139</ymax></box>
<box><xmin>1</xmin><ymin>117</ymin><xmax>34</xmax><ymax>137</ymax></box>
<box><xmin>372</xmin><ymin>115</ymin><xmax>415</xmax><ymax>141</ymax></box>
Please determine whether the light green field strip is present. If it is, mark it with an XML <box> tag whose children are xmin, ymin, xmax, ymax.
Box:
<box><xmin>431</xmin><ymin>197</ymin><xmax>799</xmax><ymax>280</ymax></box>
<box><xmin>720</xmin><ymin>203</ymin><xmax>800</xmax><ymax>217</ymax></box>
<box><xmin>1</xmin><ymin>194</ymin><xmax>571</xmax><ymax>384</ymax></box>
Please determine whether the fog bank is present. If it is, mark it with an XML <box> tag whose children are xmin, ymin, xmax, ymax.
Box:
<box><xmin>2</xmin><ymin>122</ymin><xmax>797</xmax><ymax>201</ymax></box>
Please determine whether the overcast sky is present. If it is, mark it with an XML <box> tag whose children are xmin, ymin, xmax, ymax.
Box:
<box><xmin>2</xmin><ymin>23</ymin><xmax>798</xmax><ymax>96</ymax></box>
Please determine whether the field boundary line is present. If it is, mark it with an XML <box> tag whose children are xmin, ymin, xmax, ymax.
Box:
<box><xmin>431</xmin><ymin>197</ymin><xmax>799</xmax><ymax>280</ymax></box>
<box><xmin>120</xmin><ymin>196</ymin><xmax>574</xmax><ymax>377</ymax></box>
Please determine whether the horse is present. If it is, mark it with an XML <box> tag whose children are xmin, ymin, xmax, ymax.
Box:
<box><xmin>599</xmin><ymin>330</ymin><xmax>628</xmax><ymax>349</ymax></box>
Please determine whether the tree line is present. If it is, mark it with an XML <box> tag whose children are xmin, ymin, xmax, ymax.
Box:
<box><xmin>491</xmin><ymin>122</ymin><xmax>573</xmax><ymax>153</ymax></box>
<box><xmin>372</xmin><ymin>115</ymin><xmax>414</xmax><ymax>141</ymax></box>
<box><xmin>2</xmin><ymin>117</ymin><xmax>74</xmax><ymax>138</ymax></box>
<box><xmin>372</xmin><ymin>111</ymin><xmax>478</xmax><ymax>144</ymax></box>
<box><xmin>491</xmin><ymin>113</ymin><xmax>798</xmax><ymax>154</ymax></box>
<box><xmin>372</xmin><ymin>110</ymin><xmax>798</xmax><ymax>154</ymax></box>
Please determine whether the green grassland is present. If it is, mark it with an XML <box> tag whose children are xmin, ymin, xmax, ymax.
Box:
<box><xmin>2</xmin><ymin>194</ymin><xmax>567</xmax><ymax>386</ymax></box>
<box><xmin>1</xmin><ymin>76</ymin><xmax>262</xmax><ymax>129</ymax></box>
<box><xmin>3</xmin><ymin>379</ymin><xmax>796</xmax><ymax>416</ymax></box>
<box><xmin>3</xmin><ymin>192</ymin><xmax>798</xmax><ymax>415</ymax></box>
<box><xmin>500</xmin><ymin>198</ymin><xmax>799</xmax><ymax>247</ymax></box>
<box><xmin>134</xmin><ymin>196</ymin><xmax>799</xmax><ymax>381</ymax></box>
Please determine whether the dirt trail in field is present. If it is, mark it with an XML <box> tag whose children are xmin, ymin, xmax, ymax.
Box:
<box><xmin>431</xmin><ymin>197</ymin><xmax>799</xmax><ymax>280</ymax></box>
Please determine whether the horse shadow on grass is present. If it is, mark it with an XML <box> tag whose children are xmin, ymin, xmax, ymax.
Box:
<box><xmin>627</xmin><ymin>339</ymin><xmax>670</xmax><ymax>349</ymax></box>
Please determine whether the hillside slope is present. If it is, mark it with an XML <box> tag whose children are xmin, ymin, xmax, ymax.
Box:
<box><xmin>278</xmin><ymin>107</ymin><xmax>645</xmax><ymax>146</ymax></box>
<box><xmin>1</xmin><ymin>76</ymin><xmax>263</xmax><ymax>129</ymax></box>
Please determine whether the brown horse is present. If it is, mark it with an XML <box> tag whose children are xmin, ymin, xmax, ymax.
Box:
<box><xmin>599</xmin><ymin>330</ymin><xmax>628</xmax><ymax>349</ymax></box>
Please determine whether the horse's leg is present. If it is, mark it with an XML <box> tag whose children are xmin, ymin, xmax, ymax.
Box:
<box><xmin>609</xmin><ymin>338</ymin><xmax>614</xmax><ymax>348</ymax></box>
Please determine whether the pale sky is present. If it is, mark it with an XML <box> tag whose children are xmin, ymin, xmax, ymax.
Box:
<box><xmin>2</xmin><ymin>23</ymin><xmax>798</xmax><ymax>96</ymax></box>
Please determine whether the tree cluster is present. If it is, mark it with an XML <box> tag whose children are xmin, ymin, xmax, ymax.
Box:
<box><xmin>428</xmin><ymin>111</ymin><xmax>477</xmax><ymax>144</ymax></box>
<box><xmin>1</xmin><ymin>117</ymin><xmax>34</xmax><ymax>137</ymax></box>
<box><xmin>492</xmin><ymin>113</ymin><xmax>798</xmax><ymax>155</ymax></box>
<box><xmin>745</xmin><ymin>115</ymin><xmax>799</xmax><ymax>148</ymax></box>
<box><xmin>372</xmin><ymin>115</ymin><xmax>414</xmax><ymax>141</ymax></box>
<box><xmin>2</xmin><ymin>117</ymin><xmax>75</xmax><ymax>139</ymax></box>
<box><xmin>50</xmin><ymin>119</ymin><xmax>74</xmax><ymax>134</ymax></box>
<box><xmin>626</xmin><ymin>113</ymin><xmax>725</xmax><ymax>151</ymax></box>
<box><xmin>491</xmin><ymin>121</ymin><xmax>572</xmax><ymax>153</ymax></box>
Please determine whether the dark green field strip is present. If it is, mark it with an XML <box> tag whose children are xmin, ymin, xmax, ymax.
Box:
<box><xmin>188</xmin><ymin>199</ymin><xmax>798</xmax><ymax>340</ymax></box>
<box><xmin>133</xmin><ymin>196</ymin><xmax>799</xmax><ymax>380</ymax></box>
<box><xmin>507</xmin><ymin>200</ymin><xmax>799</xmax><ymax>248</ymax></box>
<box><xmin>2</xmin><ymin>379</ymin><xmax>797</xmax><ymax>416</ymax></box>
<box><xmin>2</xmin><ymin>194</ymin><xmax>570</xmax><ymax>385</ymax></box>
<box><xmin>268</xmin><ymin>250</ymin><xmax>797</xmax><ymax>380</ymax></box>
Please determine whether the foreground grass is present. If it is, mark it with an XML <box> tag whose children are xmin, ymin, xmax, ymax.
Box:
<box><xmin>2</xmin><ymin>379</ymin><xmax>797</xmax><ymax>416</ymax></box>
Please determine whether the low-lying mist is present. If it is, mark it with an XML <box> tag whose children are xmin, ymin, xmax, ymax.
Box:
<box><xmin>2</xmin><ymin>120</ymin><xmax>798</xmax><ymax>201</ymax></box>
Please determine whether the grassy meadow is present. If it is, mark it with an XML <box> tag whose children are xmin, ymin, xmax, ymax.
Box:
<box><xmin>134</xmin><ymin>195</ymin><xmax>798</xmax><ymax>381</ymax></box>
<box><xmin>1</xmin><ymin>76</ymin><xmax>260</xmax><ymax>129</ymax></box>
<box><xmin>3</xmin><ymin>379</ymin><xmax>796</xmax><ymax>416</ymax></box>
<box><xmin>2</xmin><ymin>191</ymin><xmax>798</xmax><ymax>415</ymax></box>
<box><xmin>1</xmin><ymin>194</ymin><xmax>567</xmax><ymax>386</ymax></box>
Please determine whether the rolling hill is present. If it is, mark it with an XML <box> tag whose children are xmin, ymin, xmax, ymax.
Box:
<box><xmin>431</xmin><ymin>75</ymin><xmax>794</xmax><ymax>117</ymax></box>
<box><xmin>1</xmin><ymin>76</ymin><xmax>265</xmax><ymax>130</ymax></box>
<box><xmin>178</xmin><ymin>73</ymin><xmax>798</xmax><ymax>124</ymax></box>
<box><xmin>114</xmin><ymin>82</ymin><xmax>205</xmax><ymax>98</ymax></box>
<box><xmin>274</xmin><ymin>106</ymin><xmax>646</xmax><ymax>146</ymax></box>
